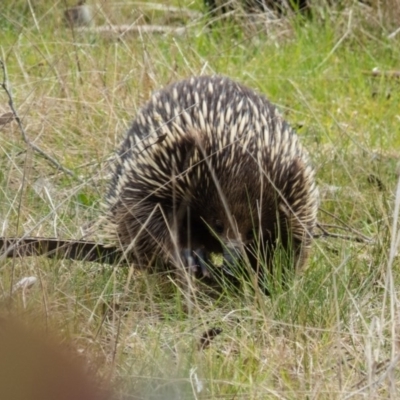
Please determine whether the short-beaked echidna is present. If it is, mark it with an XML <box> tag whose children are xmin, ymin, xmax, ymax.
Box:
<box><xmin>103</xmin><ymin>76</ymin><xmax>318</xmax><ymax>284</ymax></box>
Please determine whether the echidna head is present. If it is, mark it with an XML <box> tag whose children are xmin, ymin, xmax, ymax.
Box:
<box><xmin>194</xmin><ymin>183</ymin><xmax>274</xmax><ymax>269</ymax></box>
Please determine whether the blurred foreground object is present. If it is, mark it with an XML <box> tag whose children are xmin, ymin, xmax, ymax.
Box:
<box><xmin>0</xmin><ymin>318</ymin><xmax>110</xmax><ymax>400</ymax></box>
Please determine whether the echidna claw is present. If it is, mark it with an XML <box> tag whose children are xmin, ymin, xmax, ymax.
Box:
<box><xmin>194</xmin><ymin>249</ymin><xmax>211</xmax><ymax>278</ymax></box>
<box><xmin>181</xmin><ymin>248</ymin><xmax>211</xmax><ymax>279</ymax></box>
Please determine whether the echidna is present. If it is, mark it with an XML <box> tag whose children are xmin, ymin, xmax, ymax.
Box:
<box><xmin>103</xmin><ymin>76</ymin><xmax>318</xmax><ymax>286</ymax></box>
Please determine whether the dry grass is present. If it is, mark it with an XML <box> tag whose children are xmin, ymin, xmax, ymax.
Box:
<box><xmin>1</xmin><ymin>0</ymin><xmax>400</xmax><ymax>398</ymax></box>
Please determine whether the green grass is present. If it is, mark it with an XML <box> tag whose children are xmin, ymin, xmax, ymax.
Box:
<box><xmin>1</xmin><ymin>0</ymin><xmax>400</xmax><ymax>398</ymax></box>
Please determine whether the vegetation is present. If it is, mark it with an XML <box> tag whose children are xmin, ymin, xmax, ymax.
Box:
<box><xmin>0</xmin><ymin>0</ymin><xmax>400</xmax><ymax>398</ymax></box>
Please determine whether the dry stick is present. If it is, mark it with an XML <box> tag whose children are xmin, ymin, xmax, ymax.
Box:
<box><xmin>319</xmin><ymin>209</ymin><xmax>374</xmax><ymax>242</ymax></box>
<box><xmin>363</xmin><ymin>69</ymin><xmax>400</xmax><ymax>79</ymax></box>
<box><xmin>0</xmin><ymin>59</ymin><xmax>79</xmax><ymax>180</ymax></box>
<box><xmin>314</xmin><ymin>208</ymin><xmax>375</xmax><ymax>244</ymax></box>
<box><xmin>0</xmin><ymin>237</ymin><xmax>128</xmax><ymax>265</ymax></box>
<box><xmin>77</xmin><ymin>24</ymin><xmax>187</xmax><ymax>37</ymax></box>
<box><xmin>388</xmin><ymin>26</ymin><xmax>400</xmax><ymax>40</ymax></box>
<box><xmin>314</xmin><ymin>223</ymin><xmax>374</xmax><ymax>244</ymax></box>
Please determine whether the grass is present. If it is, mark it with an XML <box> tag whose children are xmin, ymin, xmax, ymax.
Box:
<box><xmin>1</xmin><ymin>0</ymin><xmax>400</xmax><ymax>398</ymax></box>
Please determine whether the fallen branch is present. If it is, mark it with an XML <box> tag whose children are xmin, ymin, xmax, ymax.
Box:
<box><xmin>363</xmin><ymin>68</ymin><xmax>400</xmax><ymax>79</ymax></box>
<box><xmin>314</xmin><ymin>222</ymin><xmax>375</xmax><ymax>244</ymax></box>
<box><xmin>77</xmin><ymin>24</ymin><xmax>187</xmax><ymax>38</ymax></box>
<box><xmin>315</xmin><ymin>208</ymin><xmax>375</xmax><ymax>244</ymax></box>
<box><xmin>0</xmin><ymin>237</ymin><xmax>129</xmax><ymax>265</ymax></box>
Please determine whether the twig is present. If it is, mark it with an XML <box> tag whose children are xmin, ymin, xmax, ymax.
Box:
<box><xmin>77</xmin><ymin>24</ymin><xmax>187</xmax><ymax>37</ymax></box>
<box><xmin>0</xmin><ymin>237</ymin><xmax>129</xmax><ymax>265</ymax></box>
<box><xmin>388</xmin><ymin>26</ymin><xmax>400</xmax><ymax>40</ymax></box>
<box><xmin>318</xmin><ymin>208</ymin><xmax>375</xmax><ymax>243</ymax></box>
<box><xmin>313</xmin><ymin>222</ymin><xmax>375</xmax><ymax>244</ymax></box>
<box><xmin>363</xmin><ymin>68</ymin><xmax>400</xmax><ymax>79</ymax></box>
<box><xmin>0</xmin><ymin>59</ymin><xmax>79</xmax><ymax>180</ymax></box>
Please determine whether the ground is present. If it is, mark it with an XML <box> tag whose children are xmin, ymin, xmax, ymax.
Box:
<box><xmin>1</xmin><ymin>1</ymin><xmax>400</xmax><ymax>398</ymax></box>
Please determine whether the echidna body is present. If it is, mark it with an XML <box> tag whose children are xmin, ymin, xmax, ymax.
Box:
<box><xmin>104</xmin><ymin>76</ymin><xmax>318</xmax><ymax>283</ymax></box>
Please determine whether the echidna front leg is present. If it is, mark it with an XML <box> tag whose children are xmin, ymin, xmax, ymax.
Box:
<box><xmin>180</xmin><ymin>248</ymin><xmax>212</xmax><ymax>279</ymax></box>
